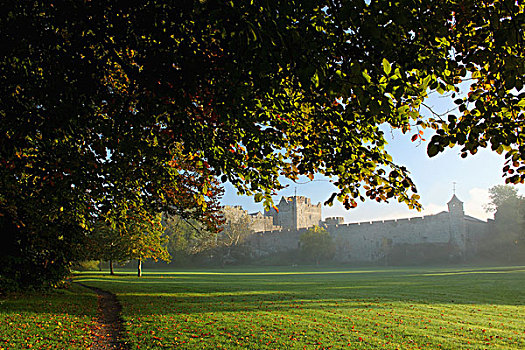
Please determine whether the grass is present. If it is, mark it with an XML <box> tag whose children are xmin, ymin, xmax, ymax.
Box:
<box><xmin>73</xmin><ymin>265</ymin><xmax>525</xmax><ymax>349</ymax></box>
<box><xmin>1</xmin><ymin>265</ymin><xmax>524</xmax><ymax>349</ymax></box>
<box><xmin>0</xmin><ymin>283</ymin><xmax>96</xmax><ymax>349</ymax></box>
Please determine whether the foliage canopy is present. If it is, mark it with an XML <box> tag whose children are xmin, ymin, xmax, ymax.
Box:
<box><xmin>1</xmin><ymin>0</ymin><xmax>524</xmax><ymax>287</ymax></box>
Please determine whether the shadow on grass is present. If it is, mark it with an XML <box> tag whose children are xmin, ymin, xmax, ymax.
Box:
<box><xmin>3</xmin><ymin>266</ymin><xmax>523</xmax><ymax>317</ymax></box>
<box><xmin>0</xmin><ymin>284</ymin><xmax>97</xmax><ymax>316</ymax></box>
<box><xmin>71</xmin><ymin>265</ymin><xmax>525</xmax><ymax>317</ymax></box>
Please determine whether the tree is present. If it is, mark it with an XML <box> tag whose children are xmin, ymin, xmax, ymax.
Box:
<box><xmin>88</xmin><ymin>221</ymin><xmax>130</xmax><ymax>275</ymax></box>
<box><xmin>299</xmin><ymin>226</ymin><xmax>336</xmax><ymax>265</ymax></box>
<box><xmin>115</xmin><ymin>208</ymin><xmax>171</xmax><ymax>277</ymax></box>
<box><xmin>164</xmin><ymin>215</ymin><xmax>218</xmax><ymax>264</ymax></box>
<box><xmin>0</xmin><ymin>210</ymin><xmax>85</xmax><ymax>291</ymax></box>
<box><xmin>1</xmin><ymin>1</ymin><xmax>524</xmax><ymax>288</ymax></box>
<box><xmin>485</xmin><ymin>185</ymin><xmax>522</xmax><ymax>213</ymax></box>
<box><xmin>481</xmin><ymin>185</ymin><xmax>525</xmax><ymax>263</ymax></box>
<box><xmin>86</xmin><ymin>208</ymin><xmax>172</xmax><ymax>276</ymax></box>
<box><xmin>164</xmin><ymin>207</ymin><xmax>254</xmax><ymax>266</ymax></box>
<box><xmin>215</xmin><ymin>207</ymin><xmax>254</xmax><ymax>265</ymax></box>
<box><xmin>493</xmin><ymin>200</ymin><xmax>525</xmax><ymax>263</ymax></box>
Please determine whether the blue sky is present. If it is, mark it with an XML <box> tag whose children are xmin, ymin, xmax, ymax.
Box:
<box><xmin>221</xmin><ymin>135</ymin><xmax>522</xmax><ymax>223</ymax></box>
<box><xmin>221</xmin><ymin>92</ymin><xmax>524</xmax><ymax>223</ymax></box>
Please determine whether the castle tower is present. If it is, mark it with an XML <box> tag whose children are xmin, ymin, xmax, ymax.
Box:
<box><xmin>447</xmin><ymin>194</ymin><xmax>464</xmax><ymax>216</ymax></box>
<box><xmin>265</xmin><ymin>195</ymin><xmax>322</xmax><ymax>230</ymax></box>
<box><xmin>447</xmin><ymin>194</ymin><xmax>467</xmax><ymax>258</ymax></box>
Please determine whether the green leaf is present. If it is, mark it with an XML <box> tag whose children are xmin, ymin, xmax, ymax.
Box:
<box><xmin>311</xmin><ymin>70</ymin><xmax>320</xmax><ymax>88</ymax></box>
<box><xmin>362</xmin><ymin>70</ymin><xmax>371</xmax><ymax>83</ymax></box>
<box><xmin>427</xmin><ymin>144</ymin><xmax>439</xmax><ymax>157</ymax></box>
<box><xmin>382</xmin><ymin>58</ymin><xmax>391</xmax><ymax>76</ymax></box>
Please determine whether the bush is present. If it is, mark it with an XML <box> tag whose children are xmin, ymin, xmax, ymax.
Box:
<box><xmin>299</xmin><ymin>226</ymin><xmax>336</xmax><ymax>265</ymax></box>
<box><xmin>74</xmin><ymin>260</ymin><xmax>101</xmax><ymax>271</ymax></box>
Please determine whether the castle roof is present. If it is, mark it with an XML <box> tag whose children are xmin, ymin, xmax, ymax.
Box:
<box><xmin>447</xmin><ymin>194</ymin><xmax>463</xmax><ymax>205</ymax></box>
<box><xmin>279</xmin><ymin>196</ymin><xmax>291</xmax><ymax>205</ymax></box>
<box><xmin>464</xmin><ymin>215</ymin><xmax>485</xmax><ymax>223</ymax></box>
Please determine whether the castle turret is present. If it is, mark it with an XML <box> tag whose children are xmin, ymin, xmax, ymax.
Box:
<box><xmin>264</xmin><ymin>195</ymin><xmax>321</xmax><ymax>230</ymax></box>
<box><xmin>447</xmin><ymin>194</ymin><xmax>466</xmax><ymax>258</ymax></box>
<box><xmin>447</xmin><ymin>194</ymin><xmax>464</xmax><ymax>216</ymax></box>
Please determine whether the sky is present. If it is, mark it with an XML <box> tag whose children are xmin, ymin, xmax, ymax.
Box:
<box><xmin>220</xmin><ymin>93</ymin><xmax>525</xmax><ymax>223</ymax></box>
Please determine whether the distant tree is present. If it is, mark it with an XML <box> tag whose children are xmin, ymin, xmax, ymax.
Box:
<box><xmin>493</xmin><ymin>200</ymin><xmax>525</xmax><ymax>263</ymax></box>
<box><xmin>299</xmin><ymin>226</ymin><xmax>336</xmax><ymax>265</ymax></box>
<box><xmin>124</xmin><ymin>211</ymin><xmax>171</xmax><ymax>277</ymax></box>
<box><xmin>480</xmin><ymin>185</ymin><xmax>525</xmax><ymax>263</ymax></box>
<box><xmin>164</xmin><ymin>214</ymin><xmax>219</xmax><ymax>264</ymax></box>
<box><xmin>88</xmin><ymin>207</ymin><xmax>171</xmax><ymax>277</ymax></box>
<box><xmin>163</xmin><ymin>207</ymin><xmax>254</xmax><ymax>266</ymax></box>
<box><xmin>484</xmin><ymin>185</ymin><xmax>522</xmax><ymax>213</ymax></box>
<box><xmin>89</xmin><ymin>221</ymin><xmax>129</xmax><ymax>275</ymax></box>
<box><xmin>215</xmin><ymin>207</ymin><xmax>254</xmax><ymax>265</ymax></box>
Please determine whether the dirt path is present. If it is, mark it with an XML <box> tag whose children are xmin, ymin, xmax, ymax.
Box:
<box><xmin>78</xmin><ymin>283</ymin><xmax>130</xmax><ymax>350</ymax></box>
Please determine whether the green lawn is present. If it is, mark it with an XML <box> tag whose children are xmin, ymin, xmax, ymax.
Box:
<box><xmin>75</xmin><ymin>265</ymin><xmax>525</xmax><ymax>349</ymax></box>
<box><xmin>0</xmin><ymin>283</ymin><xmax>96</xmax><ymax>349</ymax></box>
<box><xmin>2</xmin><ymin>266</ymin><xmax>525</xmax><ymax>349</ymax></box>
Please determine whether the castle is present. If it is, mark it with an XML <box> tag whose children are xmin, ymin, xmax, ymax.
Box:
<box><xmin>225</xmin><ymin>194</ymin><xmax>490</xmax><ymax>264</ymax></box>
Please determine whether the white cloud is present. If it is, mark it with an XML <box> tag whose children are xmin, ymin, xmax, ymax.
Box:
<box><xmin>320</xmin><ymin>187</ymin><xmax>497</xmax><ymax>224</ymax></box>
<box><xmin>420</xmin><ymin>203</ymin><xmax>448</xmax><ymax>216</ymax></box>
<box><xmin>464</xmin><ymin>187</ymin><xmax>491</xmax><ymax>221</ymax></box>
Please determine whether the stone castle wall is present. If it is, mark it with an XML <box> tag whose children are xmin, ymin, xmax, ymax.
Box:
<box><xmin>249</xmin><ymin>212</ymin><xmax>281</xmax><ymax>232</ymax></box>
<box><xmin>264</xmin><ymin>196</ymin><xmax>322</xmax><ymax>230</ymax></box>
<box><xmin>235</xmin><ymin>195</ymin><xmax>489</xmax><ymax>264</ymax></box>
<box><xmin>295</xmin><ymin>196</ymin><xmax>322</xmax><ymax>230</ymax></box>
<box><xmin>222</xmin><ymin>205</ymin><xmax>281</xmax><ymax>233</ymax></box>
<box><xmin>326</xmin><ymin>212</ymin><xmax>466</xmax><ymax>263</ymax></box>
<box><xmin>249</xmin><ymin>229</ymin><xmax>304</xmax><ymax>256</ymax></box>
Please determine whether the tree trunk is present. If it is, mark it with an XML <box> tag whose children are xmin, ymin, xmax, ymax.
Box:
<box><xmin>109</xmin><ymin>259</ymin><xmax>114</xmax><ymax>275</ymax></box>
<box><xmin>137</xmin><ymin>258</ymin><xmax>142</xmax><ymax>277</ymax></box>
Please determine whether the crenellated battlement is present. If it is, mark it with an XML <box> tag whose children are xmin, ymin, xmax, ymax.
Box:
<box><xmin>235</xmin><ymin>193</ymin><xmax>489</xmax><ymax>264</ymax></box>
<box><xmin>263</xmin><ymin>195</ymin><xmax>322</xmax><ymax>231</ymax></box>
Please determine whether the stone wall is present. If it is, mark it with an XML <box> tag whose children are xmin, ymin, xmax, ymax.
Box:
<box><xmin>326</xmin><ymin>212</ymin><xmax>473</xmax><ymax>263</ymax></box>
<box><xmin>248</xmin><ymin>229</ymin><xmax>304</xmax><ymax>256</ymax></box>
<box><xmin>264</xmin><ymin>196</ymin><xmax>322</xmax><ymax>230</ymax></box>
<box><xmin>222</xmin><ymin>205</ymin><xmax>281</xmax><ymax>233</ymax></box>
<box><xmin>249</xmin><ymin>212</ymin><xmax>281</xmax><ymax>232</ymax></box>
<box><xmin>295</xmin><ymin>196</ymin><xmax>322</xmax><ymax>229</ymax></box>
<box><xmin>239</xmin><ymin>195</ymin><xmax>490</xmax><ymax>264</ymax></box>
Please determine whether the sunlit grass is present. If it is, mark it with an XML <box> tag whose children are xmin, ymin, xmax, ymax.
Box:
<box><xmin>78</xmin><ymin>265</ymin><xmax>525</xmax><ymax>349</ymax></box>
<box><xmin>2</xmin><ymin>266</ymin><xmax>523</xmax><ymax>349</ymax></box>
<box><xmin>0</xmin><ymin>284</ymin><xmax>96</xmax><ymax>349</ymax></box>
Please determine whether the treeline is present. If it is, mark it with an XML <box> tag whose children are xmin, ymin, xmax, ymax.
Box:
<box><xmin>476</xmin><ymin>185</ymin><xmax>525</xmax><ymax>264</ymax></box>
<box><xmin>81</xmin><ymin>217</ymin><xmax>337</xmax><ymax>272</ymax></box>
